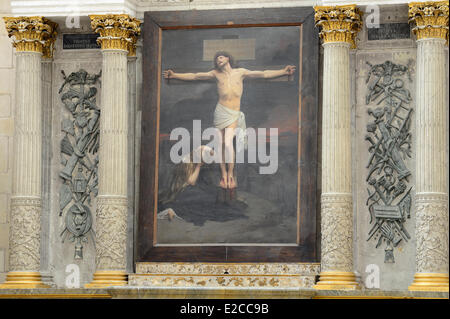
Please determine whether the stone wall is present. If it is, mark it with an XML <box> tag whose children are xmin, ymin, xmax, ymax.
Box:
<box><xmin>0</xmin><ymin>1</ymin><xmax>14</xmax><ymax>282</ymax></box>
<box><xmin>46</xmin><ymin>17</ymin><xmax>141</xmax><ymax>287</ymax></box>
<box><xmin>352</xmin><ymin>5</ymin><xmax>449</xmax><ymax>290</ymax></box>
<box><xmin>353</xmin><ymin>6</ymin><xmax>416</xmax><ymax>290</ymax></box>
<box><xmin>0</xmin><ymin>10</ymin><xmax>140</xmax><ymax>287</ymax></box>
<box><xmin>48</xmin><ymin>25</ymin><xmax>102</xmax><ymax>287</ymax></box>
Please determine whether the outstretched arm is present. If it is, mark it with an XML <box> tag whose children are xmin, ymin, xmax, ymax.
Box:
<box><xmin>242</xmin><ymin>65</ymin><xmax>296</xmax><ymax>79</ymax></box>
<box><xmin>163</xmin><ymin>69</ymin><xmax>215</xmax><ymax>81</ymax></box>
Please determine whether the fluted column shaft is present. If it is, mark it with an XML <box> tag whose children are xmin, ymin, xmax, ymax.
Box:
<box><xmin>414</xmin><ymin>39</ymin><xmax>448</xmax><ymax>273</ymax></box>
<box><xmin>86</xmin><ymin>14</ymin><xmax>140</xmax><ymax>288</ymax></box>
<box><xmin>96</xmin><ymin>49</ymin><xmax>129</xmax><ymax>273</ymax></box>
<box><xmin>410</xmin><ymin>37</ymin><xmax>448</xmax><ymax>291</ymax></box>
<box><xmin>408</xmin><ymin>1</ymin><xmax>449</xmax><ymax>292</ymax></box>
<box><xmin>313</xmin><ymin>4</ymin><xmax>362</xmax><ymax>290</ymax></box>
<box><xmin>1</xmin><ymin>16</ymin><xmax>56</xmax><ymax>289</ymax></box>
<box><xmin>320</xmin><ymin>42</ymin><xmax>353</xmax><ymax>273</ymax></box>
<box><xmin>9</xmin><ymin>52</ymin><xmax>43</xmax><ymax>274</ymax></box>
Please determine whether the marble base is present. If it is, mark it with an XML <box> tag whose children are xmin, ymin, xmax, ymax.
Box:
<box><xmin>0</xmin><ymin>287</ymin><xmax>447</xmax><ymax>299</ymax></box>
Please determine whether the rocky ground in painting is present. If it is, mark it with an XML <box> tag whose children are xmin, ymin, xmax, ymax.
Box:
<box><xmin>157</xmin><ymin>190</ymin><xmax>297</xmax><ymax>244</ymax></box>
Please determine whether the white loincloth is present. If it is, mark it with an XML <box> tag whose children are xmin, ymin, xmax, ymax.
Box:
<box><xmin>213</xmin><ymin>103</ymin><xmax>247</xmax><ymax>149</ymax></box>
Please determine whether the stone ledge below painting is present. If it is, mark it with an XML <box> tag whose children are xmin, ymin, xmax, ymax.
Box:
<box><xmin>136</xmin><ymin>262</ymin><xmax>320</xmax><ymax>276</ymax></box>
<box><xmin>131</xmin><ymin>262</ymin><xmax>321</xmax><ymax>289</ymax></box>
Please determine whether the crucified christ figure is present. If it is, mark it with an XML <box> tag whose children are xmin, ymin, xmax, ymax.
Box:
<box><xmin>163</xmin><ymin>51</ymin><xmax>296</xmax><ymax>190</ymax></box>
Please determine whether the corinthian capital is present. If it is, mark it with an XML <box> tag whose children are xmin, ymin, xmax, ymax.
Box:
<box><xmin>409</xmin><ymin>1</ymin><xmax>449</xmax><ymax>43</ymax></box>
<box><xmin>90</xmin><ymin>14</ymin><xmax>141</xmax><ymax>56</ymax></box>
<box><xmin>2</xmin><ymin>16</ymin><xmax>58</xmax><ymax>58</ymax></box>
<box><xmin>314</xmin><ymin>4</ymin><xmax>363</xmax><ymax>49</ymax></box>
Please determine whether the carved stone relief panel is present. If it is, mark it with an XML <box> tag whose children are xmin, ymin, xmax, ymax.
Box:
<box><xmin>364</xmin><ymin>60</ymin><xmax>414</xmax><ymax>263</ymax></box>
<box><xmin>58</xmin><ymin>69</ymin><xmax>101</xmax><ymax>260</ymax></box>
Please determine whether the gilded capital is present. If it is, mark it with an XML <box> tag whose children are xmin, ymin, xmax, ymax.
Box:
<box><xmin>314</xmin><ymin>5</ymin><xmax>363</xmax><ymax>49</ymax></box>
<box><xmin>2</xmin><ymin>16</ymin><xmax>58</xmax><ymax>58</ymax></box>
<box><xmin>90</xmin><ymin>14</ymin><xmax>141</xmax><ymax>56</ymax></box>
<box><xmin>409</xmin><ymin>1</ymin><xmax>449</xmax><ymax>43</ymax></box>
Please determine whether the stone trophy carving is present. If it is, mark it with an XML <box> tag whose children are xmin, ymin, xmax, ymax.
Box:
<box><xmin>59</xmin><ymin>69</ymin><xmax>101</xmax><ymax>259</ymax></box>
<box><xmin>365</xmin><ymin>60</ymin><xmax>414</xmax><ymax>263</ymax></box>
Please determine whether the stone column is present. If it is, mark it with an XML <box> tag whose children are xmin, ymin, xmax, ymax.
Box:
<box><xmin>408</xmin><ymin>1</ymin><xmax>449</xmax><ymax>292</ymax></box>
<box><xmin>0</xmin><ymin>17</ymin><xmax>57</xmax><ymax>288</ymax></box>
<box><xmin>313</xmin><ymin>5</ymin><xmax>362</xmax><ymax>290</ymax></box>
<box><xmin>85</xmin><ymin>14</ymin><xmax>140</xmax><ymax>288</ymax></box>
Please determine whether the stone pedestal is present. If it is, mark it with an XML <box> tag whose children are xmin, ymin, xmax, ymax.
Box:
<box><xmin>85</xmin><ymin>14</ymin><xmax>140</xmax><ymax>288</ymax></box>
<box><xmin>0</xmin><ymin>17</ymin><xmax>57</xmax><ymax>289</ymax></box>
<box><xmin>408</xmin><ymin>1</ymin><xmax>449</xmax><ymax>292</ymax></box>
<box><xmin>313</xmin><ymin>5</ymin><xmax>362</xmax><ymax>290</ymax></box>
